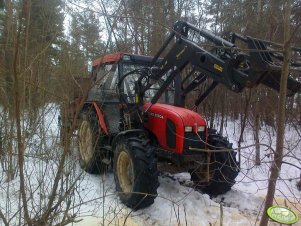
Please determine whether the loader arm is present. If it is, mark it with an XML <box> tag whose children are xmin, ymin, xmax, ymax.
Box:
<box><xmin>138</xmin><ymin>21</ymin><xmax>301</xmax><ymax>110</ymax></box>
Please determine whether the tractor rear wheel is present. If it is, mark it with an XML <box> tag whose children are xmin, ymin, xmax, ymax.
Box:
<box><xmin>78</xmin><ymin>111</ymin><xmax>108</xmax><ymax>174</ymax></box>
<box><xmin>113</xmin><ymin>137</ymin><xmax>159</xmax><ymax>209</ymax></box>
<box><xmin>190</xmin><ymin>130</ymin><xmax>239</xmax><ymax>196</ymax></box>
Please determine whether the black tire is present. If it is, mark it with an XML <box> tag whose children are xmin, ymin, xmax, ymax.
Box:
<box><xmin>190</xmin><ymin>129</ymin><xmax>239</xmax><ymax>196</ymax></box>
<box><xmin>113</xmin><ymin>137</ymin><xmax>159</xmax><ymax>209</ymax></box>
<box><xmin>78</xmin><ymin>111</ymin><xmax>108</xmax><ymax>174</ymax></box>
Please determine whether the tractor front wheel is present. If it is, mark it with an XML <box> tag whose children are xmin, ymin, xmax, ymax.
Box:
<box><xmin>190</xmin><ymin>130</ymin><xmax>239</xmax><ymax>196</ymax></box>
<box><xmin>113</xmin><ymin>137</ymin><xmax>159</xmax><ymax>209</ymax></box>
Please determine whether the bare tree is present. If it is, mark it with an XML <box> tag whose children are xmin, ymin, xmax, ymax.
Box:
<box><xmin>259</xmin><ymin>0</ymin><xmax>297</xmax><ymax>225</ymax></box>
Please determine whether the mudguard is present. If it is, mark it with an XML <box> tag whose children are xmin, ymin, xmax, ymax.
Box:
<box><xmin>111</xmin><ymin>129</ymin><xmax>147</xmax><ymax>150</ymax></box>
<box><xmin>84</xmin><ymin>102</ymin><xmax>109</xmax><ymax>135</ymax></box>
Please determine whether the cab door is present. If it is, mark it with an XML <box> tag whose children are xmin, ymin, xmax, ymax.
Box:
<box><xmin>88</xmin><ymin>63</ymin><xmax>120</xmax><ymax>134</ymax></box>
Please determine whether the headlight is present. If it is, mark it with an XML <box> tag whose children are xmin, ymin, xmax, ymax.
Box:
<box><xmin>197</xmin><ymin>126</ymin><xmax>206</xmax><ymax>132</ymax></box>
<box><xmin>184</xmin><ymin>126</ymin><xmax>193</xmax><ymax>132</ymax></box>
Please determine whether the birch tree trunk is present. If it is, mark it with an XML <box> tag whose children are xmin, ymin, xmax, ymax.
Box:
<box><xmin>259</xmin><ymin>0</ymin><xmax>292</xmax><ymax>225</ymax></box>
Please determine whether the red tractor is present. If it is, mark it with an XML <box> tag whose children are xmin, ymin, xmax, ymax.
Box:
<box><xmin>62</xmin><ymin>21</ymin><xmax>301</xmax><ymax>209</ymax></box>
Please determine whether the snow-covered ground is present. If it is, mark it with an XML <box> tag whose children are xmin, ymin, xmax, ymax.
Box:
<box><xmin>0</xmin><ymin>104</ymin><xmax>301</xmax><ymax>226</ymax></box>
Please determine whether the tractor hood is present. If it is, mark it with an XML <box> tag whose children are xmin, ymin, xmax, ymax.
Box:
<box><xmin>143</xmin><ymin>103</ymin><xmax>207</xmax><ymax>154</ymax></box>
<box><xmin>144</xmin><ymin>103</ymin><xmax>206</xmax><ymax>127</ymax></box>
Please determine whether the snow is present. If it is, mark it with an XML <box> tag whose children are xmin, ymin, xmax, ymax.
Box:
<box><xmin>1</xmin><ymin>104</ymin><xmax>301</xmax><ymax>225</ymax></box>
<box><xmin>223</xmin><ymin>119</ymin><xmax>301</xmax><ymax>199</ymax></box>
<box><xmin>71</xmin><ymin>172</ymin><xmax>254</xmax><ymax>226</ymax></box>
<box><xmin>140</xmin><ymin>176</ymin><xmax>252</xmax><ymax>225</ymax></box>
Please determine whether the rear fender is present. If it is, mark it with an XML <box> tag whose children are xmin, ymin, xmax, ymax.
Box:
<box><xmin>83</xmin><ymin>102</ymin><xmax>108</xmax><ymax>135</ymax></box>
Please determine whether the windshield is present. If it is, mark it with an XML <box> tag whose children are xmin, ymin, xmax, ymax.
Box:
<box><xmin>122</xmin><ymin>63</ymin><xmax>175</xmax><ymax>104</ymax></box>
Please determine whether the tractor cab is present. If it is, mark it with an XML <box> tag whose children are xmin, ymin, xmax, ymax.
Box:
<box><xmin>90</xmin><ymin>52</ymin><xmax>175</xmax><ymax>105</ymax></box>
<box><xmin>89</xmin><ymin>52</ymin><xmax>176</xmax><ymax>133</ymax></box>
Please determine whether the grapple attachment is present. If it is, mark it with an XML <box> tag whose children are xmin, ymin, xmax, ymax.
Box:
<box><xmin>126</xmin><ymin>21</ymin><xmax>301</xmax><ymax>109</ymax></box>
<box><xmin>232</xmin><ymin>33</ymin><xmax>301</xmax><ymax>96</ymax></box>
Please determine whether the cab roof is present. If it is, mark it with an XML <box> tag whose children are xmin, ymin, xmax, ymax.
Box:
<box><xmin>92</xmin><ymin>52</ymin><xmax>155</xmax><ymax>68</ymax></box>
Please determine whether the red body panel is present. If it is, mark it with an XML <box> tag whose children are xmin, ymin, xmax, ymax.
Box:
<box><xmin>143</xmin><ymin>103</ymin><xmax>207</xmax><ymax>154</ymax></box>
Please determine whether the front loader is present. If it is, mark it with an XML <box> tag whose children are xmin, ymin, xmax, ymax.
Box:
<box><xmin>62</xmin><ymin>21</ymin><xmax>301</xmax><ymax>209</ymax></box>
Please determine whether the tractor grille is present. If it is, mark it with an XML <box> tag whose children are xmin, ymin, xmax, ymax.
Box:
<box><xmin>166</xmin><ymin>119</ymin><xmax>176</xmax><ymax>148</ymax></box>
<box><xmin>183</xmin><ymin>132</ymin><xmax>206</xmax><ymax>154</ymax></box>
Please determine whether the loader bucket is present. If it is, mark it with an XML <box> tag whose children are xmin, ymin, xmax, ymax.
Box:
<box><xmin>246</xmin><ymin>36</ymin><xmax>301</xmax><ymax>96</ymax></box>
